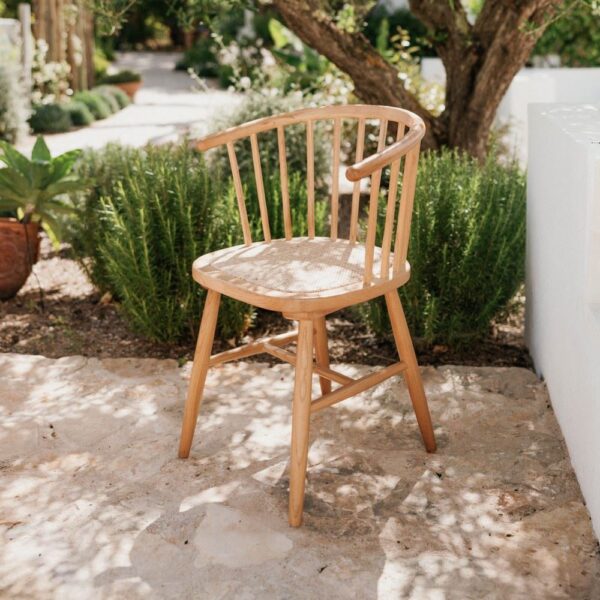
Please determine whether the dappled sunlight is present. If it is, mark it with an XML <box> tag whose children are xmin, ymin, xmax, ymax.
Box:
<box><xmin>0</xmin><ymin>356</ymin><xmax>598</xmax><ymax>597</ymax></box>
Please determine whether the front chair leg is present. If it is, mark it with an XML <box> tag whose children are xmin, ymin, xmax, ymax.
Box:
<box><xmin>384</xmin><ymin>291</ymin><xmax>436</xmax><ymax>453</ymax></box>
<box><xmin>314</xmin><ymin>316</ymin><xmax>331</xmax><ymax>395</ymax></box>
<box><xmin>179</xmin><ymin>289</ymin><xmax>221</xmax><ymax>458</ymax></box>
<box><xmin>289</xmin><ymin>319</ymin><xmax>314</xmax><ymax>527</ymax></box>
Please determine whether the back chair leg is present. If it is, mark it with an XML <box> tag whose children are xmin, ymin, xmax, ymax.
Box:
<box><xmin>384</xmin><ymin>291</ymin><xmax>437</xmax><ymax>453</ymax></box>
<box><xmin>314</xmin><ymin>317</ymin><xmax>332</xmax><ymax>395</ymax></box>
<box><xmin>179</xmin><ymin>290</ymin><xmax>221</xmax><ymax>458</ymax></box>
<box><xmin>289</xmin><ymin>319</ymin><xmax>314</xmax><ymax>527</ymax></box>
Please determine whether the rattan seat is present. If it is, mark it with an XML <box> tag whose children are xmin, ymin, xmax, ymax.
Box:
<box><xmin>193</xmin><ymin>237</ymin><xmax>410</xmax><ymax>313</ymax></box>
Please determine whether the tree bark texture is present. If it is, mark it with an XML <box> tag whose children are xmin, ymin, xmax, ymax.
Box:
<box><xmin>273</xmin><ymin>0</ymin><xmax>563</xmax><ymax>159</ymax></box>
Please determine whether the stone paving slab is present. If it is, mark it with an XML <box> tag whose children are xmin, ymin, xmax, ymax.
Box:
<box><xmin>0</xmin><ymin>354</ymin><xmax>599</xmax><ymax>599</ymax></box>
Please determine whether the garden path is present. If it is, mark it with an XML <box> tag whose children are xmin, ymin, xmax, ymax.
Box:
<box><xmin>18</xmin><ymin>51</ymin><xmax>241</xmax><ymax>156</ymax></box>
<box><xmin>1</xmin><ymin>352</ymin><xmax>599</xmax><ymax>598</ymax></box>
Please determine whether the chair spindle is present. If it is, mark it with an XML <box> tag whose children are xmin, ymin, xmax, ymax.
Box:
<box><xmin>226</xmin><ymin>141</ymin><xmax>252</xmax><ymax>246</ymax></box>
<box><xmin>349</xmin><ymin>118</ymin><xmax>366</xmax><ymax>243</ymax></box>
<box><xmin>250</xmin><ymin>133</ymin><xmax>271</xmax><ymax>243</ymax></box>
<box><xmin>330</xmin><ymin>117</ymin><xmax>342</xmax><ymax>241</ymax></box>
<box><xmin>380</xmin><ymin>123</ymin><xmax>405</xmax><ymax>278</ymax></box>
<box><xmin>393</xmin><ymin>144</ymin><xmax>421</xmax><ymax>275</ymax></box>
<box><xmin>306</xmin><ymin>120</ymin><xmax>315</xmax><ymax>239</ymax></box>
<box><xmin>277</xmin><ymin>125</ymin><xmax>293</xmax><ymax>240</ymax></box>
<box><xmin>363</xmin><ymin>119</ymin><xmax>388</xmax><ymax>285</ymax></box>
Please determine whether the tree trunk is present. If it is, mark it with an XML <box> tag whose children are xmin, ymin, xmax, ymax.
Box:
<box><xmin>273</xmin><ymin>0</ymin><xmax>562</xmax><ymax>160</ymax></box>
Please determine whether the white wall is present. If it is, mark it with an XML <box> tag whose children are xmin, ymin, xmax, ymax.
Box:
<box><xmin>527</xmin><ymin>103</ymin><xmax>600</xmax><ymax>539</ymax></box>
<box><xmin>498</xmin><ymin>69</ymin><xmax>600</xmax><ymax>164</ymax></box>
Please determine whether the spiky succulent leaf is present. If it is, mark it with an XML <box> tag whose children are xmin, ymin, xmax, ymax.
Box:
<box><xmin>49</xmin><ymin>149</ymin><xmax>81</xmax><ymax>183</ymax></box>
<box><xmin>0</xmin><ymin>142</ymin><xmax>32</xmax><ymax>180</ymax></box>
<box><xmin>31</xmin><ymin>136</ymin><xmax>52</xmax><ymax>163</ymax></box>
<box><xmin>39</xmin><ymin>178</ymin><xmax>86</xmax><ymax>201</ymax></box>
<box><xmin>0</xmin><ymin>168</ymin><xmax>33</xmax><ymax>201</ymax></box>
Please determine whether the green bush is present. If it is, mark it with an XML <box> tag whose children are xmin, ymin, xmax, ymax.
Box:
<box><xmin>73</xmin><ymin>91</ymin><xmax>112</xmax><ymax>119</ymax></box>
<box><xmin>0</xmin><ymin>63</ymin><xmax>28</xmax><ymax>143</ymax></box>
<box><xmin>70</xmin><ymin>143</ymin><xmax>253</xmax><ymax>342</ymax></box>
<box><xmin>213</xmin><ymin>91</ymin><xmax>330</xmax><ymax>199</ymax></box>
<box><xmin>29</xmin><ymin>103</ymin><xmax>73</xmax><ymax>133</ymax></box>
<box><xmin>176</xmin><ymin>37</ymin><xmax>220</xmax><ymax>77</ymax></box>
<box><xmin>98</xmin><ymin>69</ymin><xmax>141</xmax><ymax>84</ymax></box>
<box><xmin>358</xmin><ymin>148</ymin><xmax>526</xmax><ymax>346</ymax></box>
<box><xmin>534</xmin><ymin>3</ymin><xmax>600</xmax><ymax>66</ymax></box>
<box><xmin>91</xmin><ymin>87</ymin><xmax>120</xmax><ymax>113</ymax></box>
<box><xmin>64</xmin><ymin>101</ymin><xmax>95</xmax><ymax>127</ymax></box>
<box><xmin>93</xmin><ymin>84</ymin><xmax>130</xmax><ymax>109</ymax></box>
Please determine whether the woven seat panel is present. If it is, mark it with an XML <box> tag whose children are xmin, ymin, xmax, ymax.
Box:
<box><xmin>193</xmin><ymin>237</ymin><xmax>389</xmax><ymax>295</ymax></box>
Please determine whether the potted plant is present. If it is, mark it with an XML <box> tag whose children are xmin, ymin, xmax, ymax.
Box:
<box><xmin>0</xmin><ymin>137</ymin><xmax>85</xmax><ymax>299</ymax></box>
<box><xmin>98</xmin><ymin>69</ymin><xmax>142</xmax><ymax>100</ymax></box>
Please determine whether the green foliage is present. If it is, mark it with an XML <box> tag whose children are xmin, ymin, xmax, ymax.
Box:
<box><xmin>98</xmin><ymin>69</ymin><xmax>142</xmax><ymax>84</ymax></box>
<box><xmin>94</xmin><ymin>47</ymin><xmax>111</xmax><ymax>80</ymax></box>
<box><xmin>534</xmin><ymin>1</ymin><xmax>600</xmax><ymax>66</ymax></box>
<box><xmin>69</xmin><ymin>143</ymin><xmax>253</xmax><ymax>342</ymax></box>
<box><xmin>0</xmin><ymin>63</ymin><xmax>28</xmax><ymax>144</ymax></box>
<box><xmin>213</xmin><ymin>91</ymin><xmax>329</xmax><ymax>193</ymax></box>
<box><xmin>176</xmin><ymin>36</ymin><xmax>220</xmax><ymax>77</ymax></box>
<box><xmin>73</xmin><ymin>91</ymin><xmax>112</xmax><ymax>119</ymax></box>
<box><xmin>91</xmin><ymin>87</ymin><xmax>120</xmax><ymax>113</ymax></box>
<box><xmin>29</xmin><ymin>103</ymin><xmax>73</xmax><ymax>134</ymax></box>
<box><xmin>244</xmin><ymin>170</ymin><xmax>327</xmax><ymax>241</ymax></box>
<box><xmin>0</xmin><ymin>137</ymin><xmax>84</xmax><ymax>243</ymax></box>
<box><xmin>359</xmin><ymin>149</ymin><xmax>526</xmax><ymax>346</ymax></box>
<box><xmin>364</xmin><ymin>6</ymin><xmax>435</xmax><ymax>59</ymax></box>
<box><xmin>93</xmin><ymin>84</ymin><xmax>131</xmax><ymax>109</ymax></box>
<box><xmin>64</xmin><ymin>101</ymin><xmax>96</xmax><ymax>127</ymax></box>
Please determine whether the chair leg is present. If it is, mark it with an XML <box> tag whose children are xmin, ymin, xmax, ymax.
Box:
<box><xmin>289</xmin><ymin>319</ymin><xmax>314</xmax><ymax>527</ymax></box>
<box><xmin>178</xmin><ymin>290</ymin><xmax>221</xmax><ymax>458</ymax></box>
<box><xmin>314</xmin><ymin>316</ymin><xmax>331</xmax><ymax>395</ymax></box>
<box><xmin>384</xmin><ymin>291</ymin><xmax>436</xmax><ymax>453</ymax></box>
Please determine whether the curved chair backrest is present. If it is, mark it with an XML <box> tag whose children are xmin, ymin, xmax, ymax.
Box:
<box><xmin>196</xmin><ymin>104</ymin><xmax>425</xmax><ymax>285</ymax></box>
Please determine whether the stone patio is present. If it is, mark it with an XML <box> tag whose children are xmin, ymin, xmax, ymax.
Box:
<box><xmin>0</xmin><ymin>353</ymin><xmax>599</xmax><ymax>599</ymax></box>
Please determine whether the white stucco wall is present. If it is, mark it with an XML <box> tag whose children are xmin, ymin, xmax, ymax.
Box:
<box><xmin>527</xmin><ymin>103</ymin><xmax>600</xmax><ymax>539</ymax></box>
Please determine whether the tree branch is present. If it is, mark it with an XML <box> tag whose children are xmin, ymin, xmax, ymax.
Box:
<box><xmin>272</xmin><ymin>0</ymin><xmax>440</xmax><ymax>148</ymax></box>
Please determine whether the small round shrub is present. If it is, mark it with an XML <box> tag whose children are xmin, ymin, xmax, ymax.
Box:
<box><xmin>73</xmin><ymin>91</ymin><xmax>112</xmax><ymax>119</ymax></box>
<box><xmin>64</xmin><ymin>100</ymin><xmax>95</xmax><ymax>126</ymax></box>
<box><xmin>92</xmin><ymin>88</ymin><xmax>120</xmax><ymax>113</ymax></box>
<box><xmin>98</xmin><ymin>69</ymin><xmax>141</xmax><ymax>84</ymax></box>
<box><xmin>29</xmin><ymin>103</ymin><xmax>73</xmax><ymax>133</ymax></box>
<box><xmin>93</xmin><ymin>85</ymin><xmax>130</xmax><ymax>109</ymax></box>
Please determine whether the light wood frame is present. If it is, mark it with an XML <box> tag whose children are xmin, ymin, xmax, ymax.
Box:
<box><xmin>178</xmin><ymin>104</ymin><xmax>436</xmax><ymax>527</ymax></box>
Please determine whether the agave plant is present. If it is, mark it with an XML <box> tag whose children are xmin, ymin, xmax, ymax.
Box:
<box><xmin>0</xmin><ymin>136</ymin><xmax>85</xmax><ymax>242</ymax></box>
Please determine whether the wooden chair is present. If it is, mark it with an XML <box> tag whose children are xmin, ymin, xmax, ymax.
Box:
<box><xmin>178</xmin><ymin>105</ymin><xmax>436</xmax><ymax>527</ymax></box>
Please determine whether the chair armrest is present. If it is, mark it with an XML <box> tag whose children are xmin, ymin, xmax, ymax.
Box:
<box><xmin>345</xmin><ymin>121</ymin><xmax>425</xmax><ymax>182</ymax></box>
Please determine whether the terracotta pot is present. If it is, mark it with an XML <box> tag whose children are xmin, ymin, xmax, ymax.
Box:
<box><xmin>115</xmin><ymin>80</ymin><xmax>142</xmax><ymax>101</ymax></box>
<box><xmin>0</xmin><ymin>219</ymin><xmax>40</xmax><ymax>300</ymax></box>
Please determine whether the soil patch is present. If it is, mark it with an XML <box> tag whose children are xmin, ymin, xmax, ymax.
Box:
<box><xmin>0</xmin><ymin>238</ymin><xmax>532</xmax><ymax>368</ymax></box>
